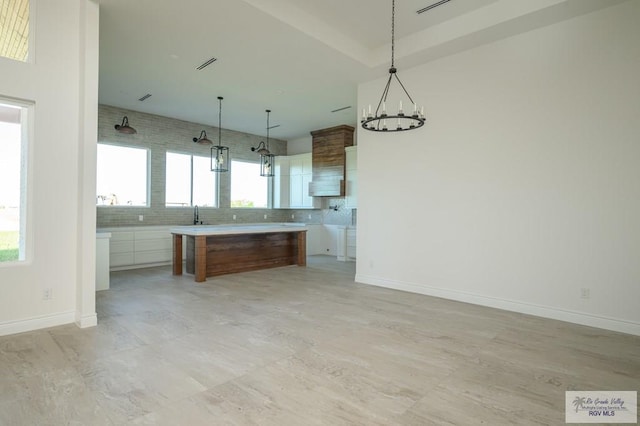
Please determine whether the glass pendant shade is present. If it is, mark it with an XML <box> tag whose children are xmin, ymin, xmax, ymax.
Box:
<box><xmin>211</xmin><ymin>145</ymin><xmax>229</xmax><ymax>172</ymax></box>
<box><xmin>260</xmin><ymin>152</ymin><xmax>275</xmax><ymax>177</ymax></box>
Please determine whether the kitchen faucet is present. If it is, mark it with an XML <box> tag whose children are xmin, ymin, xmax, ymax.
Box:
<box><xmin>193</xmin><ymin>205</ymin><xmax>200</xmax><ymax>225</ymax></box>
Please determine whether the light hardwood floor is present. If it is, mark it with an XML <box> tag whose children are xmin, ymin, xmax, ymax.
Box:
<box><xmin>1</xmin><ymin>256</ymin><xmax>638</xmax><ymax>425</ymax></box>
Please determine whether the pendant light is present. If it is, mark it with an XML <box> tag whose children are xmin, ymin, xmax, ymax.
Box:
<box><xmin>114</xmin><ymin>116</ymin><xmax>137</xmax><ymax>134</ymax></box>
<box><xmin>210</xmin><ymin>96</ymin><xmax>229</xmax><ymax>172</ymax></box>
<box><xmin>361</xmin><ymin>0</ymin><xmax>425</xmax><ymax>132</ymax></box>
<box><xmin>251</xmin><ymin>109</ymin><xmax>275</xmax><ymax>177</ymax></box>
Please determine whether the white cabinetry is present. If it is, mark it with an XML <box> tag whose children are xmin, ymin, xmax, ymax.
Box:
<box><xmin>274</xmin><ymin>153</ymin><xmax>319</xmax><ymax>209</ymax></box>
<box><xmin>100</xmin><ymin>226</ymin><xmax>174</xmax><ymax>271</ymax></box>
<box><xmin>305</xmin><ymin>224</ymin><xmax>324</xmax><ymax>255</ymax></box>
<box><xmin>290</xmin><ymin>153</ymin><xmax>320</xmax><ymax>209</ymax></box>
<box><xmin>273</xmin><ymin>157</ymin><xmax>290</xmax><ymax>208</ymax></box>
<box><xmin>337</xmin><ymin>226</ymin><xmax>356</xmax><ymax>262</ymax></box>
<box><xmin>96</xmin><ymin>232</ymin><xmax>111</xmax><ymax>291</ymax></box>
<box><xmin>345</xmin><ymin>146</ymin><xmax>357</xmax><ymax>208</ymax></box>
<box><xmin>346</xmin><ymin>228</ymin><xmax>357</xmax><ymax>260</ymax></box>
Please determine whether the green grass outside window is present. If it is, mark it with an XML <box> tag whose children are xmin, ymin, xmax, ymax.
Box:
<box><xmin>0</xmin><ymin>231</ymin><xmax>19</xmax><ymax>262</ymax></box>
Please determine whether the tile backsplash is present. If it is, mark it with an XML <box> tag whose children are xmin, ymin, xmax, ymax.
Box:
<box><xmin>97</xmin><ymin>105</ymin><xmax>354</xmax><ymax>228</ymax></box>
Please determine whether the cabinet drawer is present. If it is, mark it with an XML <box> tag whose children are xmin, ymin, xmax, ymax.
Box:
<box><xmin>111</xmin><ymin>252</ymin><xmax>134</xmax><ymax>267</ymax></box>
<box><xmin>110</xmin><ymin>240</ymin><xmax>134</xmax><ymax>254</ymax></box>
<box><xmin>110</xmin><ymin>231</ymin><xmax>134</xmax><ymax>242</ymax></box>
<box><xmin>135</xmin><ymin>238</ymin><xmax>172</xmax><ymax>252</ymax></box>
<box><xmin>135</xmin><ymin>229</ymin><xmax>172</xmax><ymax>240</ymax></box>
<box><xmin>134</xmin><ymin>250</ymin><xmax>172</xmax><ymax>264</ymax></box>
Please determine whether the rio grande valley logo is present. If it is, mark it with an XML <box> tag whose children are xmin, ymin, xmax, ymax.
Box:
<box><xmin>566</xmin><ymin>391</ymin><xmax>637</xmax><ymax>423</ymax></box>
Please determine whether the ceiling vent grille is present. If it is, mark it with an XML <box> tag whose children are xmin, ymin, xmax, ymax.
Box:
<box><xmin>331</xmin><ymin>106</ymin><xmax>351</xmax><ymax>113</ymax></box>
<box><xmin>196</xmin><ymin>57</ymin><xmax>218</xmax><ymax>70</ymax></box>
<box><xmin>138</xmin><ymin>94</ymin><xmax>152</xmax><ymax>102</ymax></box>
<box><xmin>416</xmin><ymin>0</ymin><xmax>451</xmax><ymax>14</ymax></box>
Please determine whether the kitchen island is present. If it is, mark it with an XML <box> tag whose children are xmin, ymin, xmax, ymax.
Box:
<box><xmin>170</xmin><ymin>224</ymin><xmax>307</xmax><ymax>282</ymax></box>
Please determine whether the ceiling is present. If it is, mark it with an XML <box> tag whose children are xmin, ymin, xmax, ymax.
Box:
<box><xmin>97</xmin><ymin>0</ymin><xmax>625</xmax><ymax>140</ymax></box>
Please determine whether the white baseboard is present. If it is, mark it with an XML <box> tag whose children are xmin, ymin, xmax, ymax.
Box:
<box><xmin>75</xmin><ymin>313</ymin><xmax>97</xmax><ymax>328</ymax></box>
<box><xmin>0</xmin><ymin>311</ymin><xmax>76</xmax><ymax>337</ymax></box>
<box><xmin>355</xmin><ymin>274</ymin><xmax>640</xmax><ymax>337</ymax></box>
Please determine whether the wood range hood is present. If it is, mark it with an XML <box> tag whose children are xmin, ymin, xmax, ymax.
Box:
<box><xmin>308</xmin><ymin>125</ymin><xmax>354</xmax><ymax>197</ymax></box>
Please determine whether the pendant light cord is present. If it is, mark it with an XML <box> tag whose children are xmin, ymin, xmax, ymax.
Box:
<box><xmin>217</xmin><ymin>97</ymin><xmax>222</xmax><ymax>147</ymax></box>
<box><xmin>266</xmin><ymin>110</ymin><xmax>270</xmax><ymax>150</ymax></box>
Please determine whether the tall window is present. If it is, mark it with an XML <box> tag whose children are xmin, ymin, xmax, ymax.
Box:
<box><xmin>0</xmin><ymin>0</ymin><xmax>30</xmax><ymax>62</ymax></box>
<box><xmin>165</xmin><ymin>152</ymin><xmax>216</xmax><ymax>207</ymax></box>
<box><xmin>97</xmin><ymin>144</ymin><xmax>148</xmax><ymax>206</ymax></box>
<box><xmin>230</xmin><ymin>160</ymin><xmax>268</xmax><ymax>208</ymax></box>
<box><xmin>0</xmin><ymin>101</ymin><xmax>27</xmax><ymax>263</ymax></box>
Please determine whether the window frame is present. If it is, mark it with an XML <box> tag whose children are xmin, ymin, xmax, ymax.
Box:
<box><xmin>0</xmin><ymin>97</ymin><xmax>33</xmax><ymax>265</ymax></box>
<box><xmin>165</xmin><ymin>151</ymin><xmax>218</xmax><ymax>208</ymax></box>
<box><xmin>230</xmin><ymin>159</ymin><xmax>270</xmax><ymax>209</ymax></box>
<box><xmin>96</xmin><ymin>142</ymin><xmax>150</xmax><ymax>207</ymax></box>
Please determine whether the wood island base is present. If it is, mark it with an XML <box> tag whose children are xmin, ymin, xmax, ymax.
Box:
<box><xmin>171</xmin><ymin>226</ymin><xmax>306</xmax><ymax>282</ymax></box>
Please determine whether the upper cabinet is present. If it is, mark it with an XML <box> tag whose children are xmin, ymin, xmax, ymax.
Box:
<box><xmin>273</xmin><ymin>153</ymin><xmax>320</xmax><ymax>209</ymax></box>
<box><xmin>344</xmin><ymin>146</ymin><xmax>357</xmax><ymax>209</ymax></box>
<box><xmin>308</xmin><ymin>125</ymin><xmax>354</xmax><ymax>197</ymax></box>
<box><xmin>273</xmin><ymin>156</ymin><xmax>290</xmax><ymax>209</ymax></box>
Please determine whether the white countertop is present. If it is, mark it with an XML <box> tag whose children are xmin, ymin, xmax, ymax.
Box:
<box><xmin>170</xmin><ymin>223</ymin><xmax>308</xmax><ymax>236</ymax></box>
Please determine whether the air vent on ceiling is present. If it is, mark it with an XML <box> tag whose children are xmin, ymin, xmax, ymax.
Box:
<box><xmin>416</xmin><ymin>0</ymin><xmax>451</xmax><ymax>14</ymax></box>
<box><xmin>196</xmin><ymin>57</ymin><xmax>218</xmax><ymax>70</ymax></box>
<box><xmin>138</xmin><ymin>93</ymin><xmax>152</xmax><ymax>102</ymax></box>
<box><xmin>331</xmin><ymin>106</ymin><xmax>351</xmax><ymax>113</ymax></box>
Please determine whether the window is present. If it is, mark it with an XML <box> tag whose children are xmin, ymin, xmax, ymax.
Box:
<box><xmin>0</xmin><ymin>101</ymin><xmax>27</xmax><ymax>263</ymax></box>
<box><xmin>230</xmin><ymin>160</ymin><xmax>268</xmax><ymax>208</ymax></box>
<box><xmin>97</xmin><ymin>144</ymin><xmax>148</xmax><ymax>206</ymax></box>
<box><xmin>165</xmin><ymin>152</ymin><xmax>216</xmax><ymax>207</ymax></box>
<box><xmin>0</xmin><ymin>0</ymin><xmax>30</xmax><ymax>62</ymax></box>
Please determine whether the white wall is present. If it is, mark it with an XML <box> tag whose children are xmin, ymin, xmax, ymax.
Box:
<box><xmin>287</xmin><ymin>136</ymin><xmax>312</xmax><ymax>155</ymax></box>
<box><xmin>0</xmin><ymin>0</ymin><xmax>99</xmax><ymax>335</ymax></box>
<box><xmin>356</xmin><ymin>1</ymin><xmax>640</xmax><ymax>335</ymax></box>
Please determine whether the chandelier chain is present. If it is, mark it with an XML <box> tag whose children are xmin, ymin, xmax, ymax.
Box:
<box><xmin>391</xmin><ymin>0</ymin><xmax>395</xmax><ymax>68</ymax></box>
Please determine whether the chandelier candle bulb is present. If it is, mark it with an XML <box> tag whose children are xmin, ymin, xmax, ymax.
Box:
<box><xmin>399</xmin><ymin>101</ymin><xmax>403</xmax><ymax>114</ymax></box>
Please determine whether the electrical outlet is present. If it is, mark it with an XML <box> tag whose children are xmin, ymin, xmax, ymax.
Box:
<box><xmin>291</xmin><ymin>214</ymin><xmax>295</xmax><ymax>219</ymax></box>
<box><xmin>308</xmin><ymin>214</ymin><xmax>311</xmax><ymax>220</ymax></box>
<box><xmin>232</xmin><ymin>214</ymin><xmax>236</xmax><ymax>220</ymax></box>
<box><xmin>580</xmin><ymin>288</ymin><xmax>590</xmax><ymax>299</ymax></box>
<box><xmin>43</xmin><ymin>288</ymin><xmax>52</xmax><ymax>300</ymax></box>
<box><xmin>264</xmin><ymin>214</ymin><xmax>267</xmax><ymax>220</ymax></box>
<box><xmin>138</xmin><ymin>215</ymin><xmax>144</xmax><ymax>222</ymax></box>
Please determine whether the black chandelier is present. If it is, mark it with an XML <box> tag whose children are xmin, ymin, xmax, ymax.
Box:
<box><xmin>361</xmin><ymin>0</ymin><xmax>425</xmax><ymax>132</ymax></box>
<box><xmin>251</xmin><ymin>110</ymin><xmax>275</xmax><ymax>177</ymax></box>
<box><xmin>210</xmin><ymin>97</ymin><xmax>229</xmax><ymax>172</ymax></box>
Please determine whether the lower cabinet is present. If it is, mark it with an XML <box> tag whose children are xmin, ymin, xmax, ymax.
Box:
<box><xmin>337</xmin><ymin>226</ymin><xmax>356</xmax><ymax>262</ymax></box>
<box><xmin>346</xmin><ymin>228</ymin><xmax>357</xmax><ymax>260</ymax></box>
<box><xmin>99</xmin><ymin>226</ymin><xmax>175</xmax><ymax>271</ymax></box>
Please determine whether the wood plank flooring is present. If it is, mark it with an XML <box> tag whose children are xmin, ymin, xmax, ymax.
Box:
<box><xmin>0</xmin><ymin>256</ymin><xmax>638</xmax><ymax>425</ymax></box>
